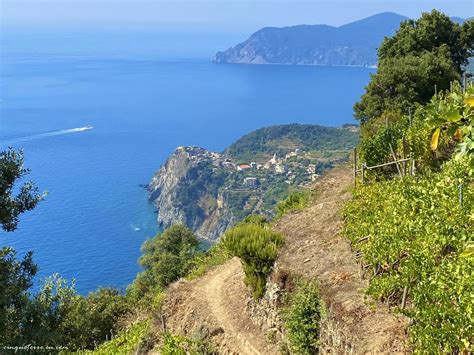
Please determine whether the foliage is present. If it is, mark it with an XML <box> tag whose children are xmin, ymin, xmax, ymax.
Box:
<box><xmin>86</xmin><ymin>320</ymin><xmax>150</xmax><ymax>355</ymax></box>
<box><xmin>225</xmin><ymin>124</ymin><xmax>359</xmax><ymax>162</ymax></box>
<box><xmin>63</xmin><ymin>287</ymin><xmax>130</xmax><ymax>350</ymax></box>
<box><xmin>359</xmin><ymin>120</ymin><xmax>406</xmax><ymax>170</ymax></box>
<box><xmin>0</xmin><ymin>247</ymin><xmax>130</xmax><ymax>350</ymax></box>
<box><xmin>355</xmin><ymin>11</ymin><xmax>472</xmax><ymax>123</ymax></box>
<box><xmin>399</xmin><ymin>82</ymin><xmax>474</xmax><ymax>174</ymax></box>
<box><xmin>222</xmin><ymin>224</ymin><xmax>284</xmax><ymax>299</ymax></box>
<box><xmin>159</xmin><ymin>332</ymin><xmax>215</xmax><ymax>355</ymax></box>
<box><xmin>186</xmin><ymin>242</ymin><xmax>230</xmax><ymax>281</ymax></box>
<box><xmin>23</xmin><ymin>274</ymin><xmax>77</xmax><ymax>346</ymax></box>
<box><xmin>0</xmin><ymin>247</ymin><xmax>38</xmax><ymax>344</ymax></box>
<box><xmin>283</xmin><ymin>281</ymin><xmax>323</xmax><ymax>354</ymax></box>
<box><xmin>128</xmin><ymin>224</ymin><xmax>199</xmax><ymax>305</ymax></box>
<box><xmin>425</xmin><ymin>83</ymin><xmax>474</xmax><ymax>169</ymax></box>
<box><xmin>238</xmin><ymin>214</ymin><xmax>269</xmax><ymax>227</ymax></box>
<box><xmin>354</xmin><ymin>46</ymin><xmax>458</xmax><ymax>123</ymax></box>
<box><xmin>343</xmin><ymin>158</ymin><xmax>473</xmax><ymax>352</ymax></box>
<box><xmin>378</xmin><ymin>10</ymin><xmax>471</xmax><ymax>71</ymax></box>
<box><xmin>275</xmin><ymin>191</ymin><xmax>310</xmax><ymax>218</ymax></box>
<box><xmin>0</xmin><ymin>148</ymin><xmax>43</xmax><ymax>232</ymax></box>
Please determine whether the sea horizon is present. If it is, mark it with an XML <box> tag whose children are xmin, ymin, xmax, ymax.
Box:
<box><xmin>1</xmin><ymin>33</ymin><xmax>373</xmax><ymax>294</ymax></box>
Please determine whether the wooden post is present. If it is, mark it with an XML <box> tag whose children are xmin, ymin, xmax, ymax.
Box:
<box><xmin>389</xmin><ymin>143</ymin><xmax>403</xmax><ymax>178</ymax></box>
<box><xmin>463</xmin><ymin>73</ymin><xmax>467</xmax><ymax>93</ymax></box>
<box><xmin>434</xmin><ymin>84</ymin><xmax>437</xmax><ymax>96</ymax></box>
<box><xmin>161</xmin><ymin>313</ymin><xmax>167</xmax><ymax>332</ymax></box>
<box><xmin>353</xmin><ymin>148</ymin><xmax>357</xmax><ymax>187</ymax></box>
<box><xmin>459</xmin><ymin>184</ymin><xmax>463</xmax><ymax>208</ymax></box>
<box><xmin>408</xmin><ymin>107</ymin><xmax>412</xmax><ymax>127</ymax></box>
<box><xmin>361</xmin><ymin>164</ymin><xmax>365</xmax><ymax>185</ymax></box>
<box><xmin>401</xmin><ymin>286</ymin><xmax>409</xmax><ymax>309</ymax></box>
<box><xmin>402</xmin><ymin>136</ymin><xmax>407</xmax><ymax>177</ymax></box>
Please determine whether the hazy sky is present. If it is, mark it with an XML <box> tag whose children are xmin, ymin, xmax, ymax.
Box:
<box><xmin>2</xmin><ymin>0</ymin><xmax>473</xmax><ymax>33</ymax></box>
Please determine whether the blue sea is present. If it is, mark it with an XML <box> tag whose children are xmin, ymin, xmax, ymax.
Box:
<box><xmin>0</xmin><ymin>31</ymin><xmax>373</xmax><ymax>294</ymax></box>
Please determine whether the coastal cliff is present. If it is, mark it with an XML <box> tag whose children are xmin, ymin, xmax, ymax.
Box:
<box><xmin>148</xmin><ymin>146</ymin><xmax>234</xmax><ymax>240</ymax></box>
<box><xmin>212</xmin><ymin>13</ymin><xmax>407</xmax><ymax>67</ymax></box>
<box><xmin>148</xmin><ymin>124</ymin><xmax>359</xmax><ymax>240</ymax></box>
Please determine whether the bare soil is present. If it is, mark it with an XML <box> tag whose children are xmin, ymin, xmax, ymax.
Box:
<box><xmin>162</xmin><ymin>166</ymin><xmax>408</xmax><ymax>354</ymax></box>
<box><xmin>274</xmin><ymin>165</ymin><xmax>408</xmax><ymax>353</ymax></box>
<box><xmin>162</xmin><ymin>257</ymin><xmax>279</xmax><ymax>354</ymax></box>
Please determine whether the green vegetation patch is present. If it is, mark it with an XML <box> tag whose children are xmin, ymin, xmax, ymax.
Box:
<box><xmin>86</xmin><ymin>321</ymin><xmax>150</xmax><ymax>355</ymax></box>
<box><xmin>186</xmin><ymin>242</ymin><xmax>230</xmax><ymax>281</ymax></box>
<box><xmin>222</xmin><ymin>223</ymin><xmax>284</xmax><ymax>299</ymax></box>
<box><xmin>283</xmin><ymin>281</ymin><xmax>324</xmax><ymax>355</ymax></box>
<box><xmin>275</xmin><ymin>191</ymin><xmax>311</xmax><ymax>218</ymax></box>
<box><xmin>343</xmin><ymin>158</ymin><xmax>473</xmax><ymax>352</ymax></box>
<box><xmin>159</xmin><ymin>332</ymin><xmax>215</xmax><ymax>354</ymax></box>
<box><xmin>225</xmin><ymin>124</ymin><xmax>359</xmax><ymax>163</ymax></box>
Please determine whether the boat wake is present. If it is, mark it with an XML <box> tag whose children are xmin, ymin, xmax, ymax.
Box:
<box><xmin>2</xmin><ymin>125</ymin><xmax>93</xmax><ymax>146</ymax></box>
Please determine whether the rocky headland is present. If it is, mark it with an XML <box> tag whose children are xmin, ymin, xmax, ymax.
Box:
<box><xmin>147</xmin><ymin>124</ymin><xmax>359</xmax><ymax>240</ymax></box>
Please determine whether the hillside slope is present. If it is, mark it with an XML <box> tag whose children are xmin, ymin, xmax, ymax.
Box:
<box><xmin>212</xmin><ymin>12</ymin><xmax>407</xmax><ymax>66</ymax></box>
<box><xmin>148</xmin><ymin>124</ymin><xmax>358</xmax><ymax>240</ymax></box>
<box><xmin>161</xmin><ymin>166</ymin><xmax>408</xmax><ymax>353</ymax></box>
<box><xmin>274</xmin><ymin>166</ymin><xmax>408</xmax><ymax>352</ymax></box>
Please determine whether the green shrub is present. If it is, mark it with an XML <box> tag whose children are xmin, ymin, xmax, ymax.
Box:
<box><xmin>63</xmin><ymin>287</ymin><xmax>131</xmax><ymax>350</ymax></box>
<box><xmin>359</xmin><ymin>120</ymin><xmax>406</xmax><ymax>170</ymax></box>
<box><xmin>159</xmin><ymin>332</ymin><xmax>215</xmax><ymax>354</ymax></box>
<box><xmin>222</xmin><ymin>224</ymin><xmax>284</xmax><ymax>299</ymax></box>
<box><xmin>283</xmin><ymin>281</ymin><xmax>323</xmax><ymax>354</ymax></box>
<box><xmin>239</xmin><ymin>214</ymin><xmax>269</xmax><ymax>227</ymax></box>
<box><xmin>276</xmin><ymin>192</ymin><xmax>310</xmax><ymax>218</ymax></box>
<box><xmin>128</xmin><ymin>224</ymin><xmax>199</xmax><ymax>307</ymax></box>
<box><xmin>343</xmin><ymin>157</ymin><xmax>473</xmax><ymax>352</ymax></box>
<box><xmin>85</xmin><ymin>320</ymin><xmax>150</xmax><ymax>354</ymax></box>
<box><xmin>186</xmin><ymin>242</ymin><xmax>230</xmax><ymax>281</ymax></box>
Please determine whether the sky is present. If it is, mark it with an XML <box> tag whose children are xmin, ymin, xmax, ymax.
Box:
<box><xmin>1</xmin><ymin>0</ymin><xmax>473</xmax><ymax>34</ymax></box>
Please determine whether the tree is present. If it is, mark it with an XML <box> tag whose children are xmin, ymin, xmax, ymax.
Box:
<box><xmin>130</xmin><ymin>224</ymin><xmax>200</xmax><ymax>300</ymax></box>
<box><xmin>0</xmin><ymin>148</ymin><xmax>43</xmax><ymax>232</ymax></box>
<box><xmin>62</xmin><ymin>287</ymin><xmax>130</xmax><ymax>349</ymax></box>
<box><xmin>355</xmin><ymin>47</ymin><xmax>458</xmax><ymax>123</ymax></box>
<box><xmin>378</xmin><ymin>10</ymin><xmax>470</xmax><ymax>71</ymax></box>
<box><xmin>355</xmin><ymin>11</ymin><xmax>473</xmax><ymax>124</ymax></box>
<box><xmin>0</xmin><ymin>247</ymin><xmax>38</xmax><ymax>344</ymax></box>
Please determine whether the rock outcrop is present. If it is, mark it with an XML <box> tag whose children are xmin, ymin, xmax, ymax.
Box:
<box><xmin>148</xmin><ymin>146</ymin><xmax>235</xmax><ymax>240</ymax></box>
<box><xmin>147</xmin><ymin>124</ymin><xmax>360</xmax><ymax>241</ymax></box>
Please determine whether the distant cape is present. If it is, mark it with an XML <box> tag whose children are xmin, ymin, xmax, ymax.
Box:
<box><xmin>212</xmin><ymin>12</ymin><xmax>466</xmax><ymax>67</ymax></box>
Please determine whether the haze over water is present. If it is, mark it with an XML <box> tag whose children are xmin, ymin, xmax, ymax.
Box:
<box><xmin>0</xmin><ymin>32</ymin><xmax>373</xmax><ymax>294</ymax></box>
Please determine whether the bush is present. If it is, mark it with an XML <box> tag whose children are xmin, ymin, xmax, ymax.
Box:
<box><xmin>283</xmin><ymin>281</ymin><xmax>323</xmax><ymax>354</ymax></box>
<box><xmin>128</xmin><ymin>224</ymin><xmax>200</xmax><ymax>306</ymax></box>
<box><xmin>63</xmin><ymin>287</ymin><xmax>131</xmax><ymax>350</ymax></box>
<box><xmin>222</xmin><ymin>224</ymin><xmax>284</xmax><ymax>299</ymax></box>
<box><xmin>186</xmin><ymin>242</ymin><xmax>230</xmax><ymax>281</ymax></box>
<box><xmin>159</xmin><ymin>332</ymin><xmax>215</xmax><ymax>354</ymax></box>
<box><xmin>238</xmin><ymin>214</ymin><xmax>269</xmax><ymax>227</ymax></box>
<box><xmin>343</xmin><ymin>158</ymin><xmax>473</xmax><ymax>352</ymax></box>
<box><xmin>359</xmin><ymin>121</ymin><xmax>406</xmax><ymax>169</ymax></box>
<box><xmin>87</xmin><ymin>320</ymin><xmax>150</xmax><ymax>355</ymax></box>
<box><xmin>275</xmin><ymin>192</ymin><xmax>310</xmax><ymax>218</ymax></box>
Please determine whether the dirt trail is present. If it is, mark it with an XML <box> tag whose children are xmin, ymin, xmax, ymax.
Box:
<box><xmin>163</xmin><ymin>257</ymin><xmax>279</xmax><ymax>354</ymax></box>
<box><xmin>162</xmin><ymin>166</ymin><xmax>408</xmax><ymax>354</ymax></box>
<box><xmin>274</xmin><ymin>166</ymin><xmax>408</xmax><ymax>353</ymax></box>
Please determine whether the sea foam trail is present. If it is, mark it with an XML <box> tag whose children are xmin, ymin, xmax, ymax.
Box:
<box><xmin>1</xmin><ymin>126</ymin><xmax>93</xmax><ymax>146</ymax></box>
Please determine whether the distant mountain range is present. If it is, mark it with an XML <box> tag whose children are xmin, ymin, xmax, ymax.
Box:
<box><xmin>212</xmin><ymin>12</ymin><xmax>467</xmax><ymax>67</ymax></box>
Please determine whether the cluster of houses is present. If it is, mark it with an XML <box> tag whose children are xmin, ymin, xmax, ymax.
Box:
<box><xmin>221</xmin><ymin>150</ymin><xmax>321</xmax><ymax>187</ymax></box>
<box><xmin>177</xmin><ymin>146</ymin><xmax>320</xmax><ymax>189</ymax></box>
